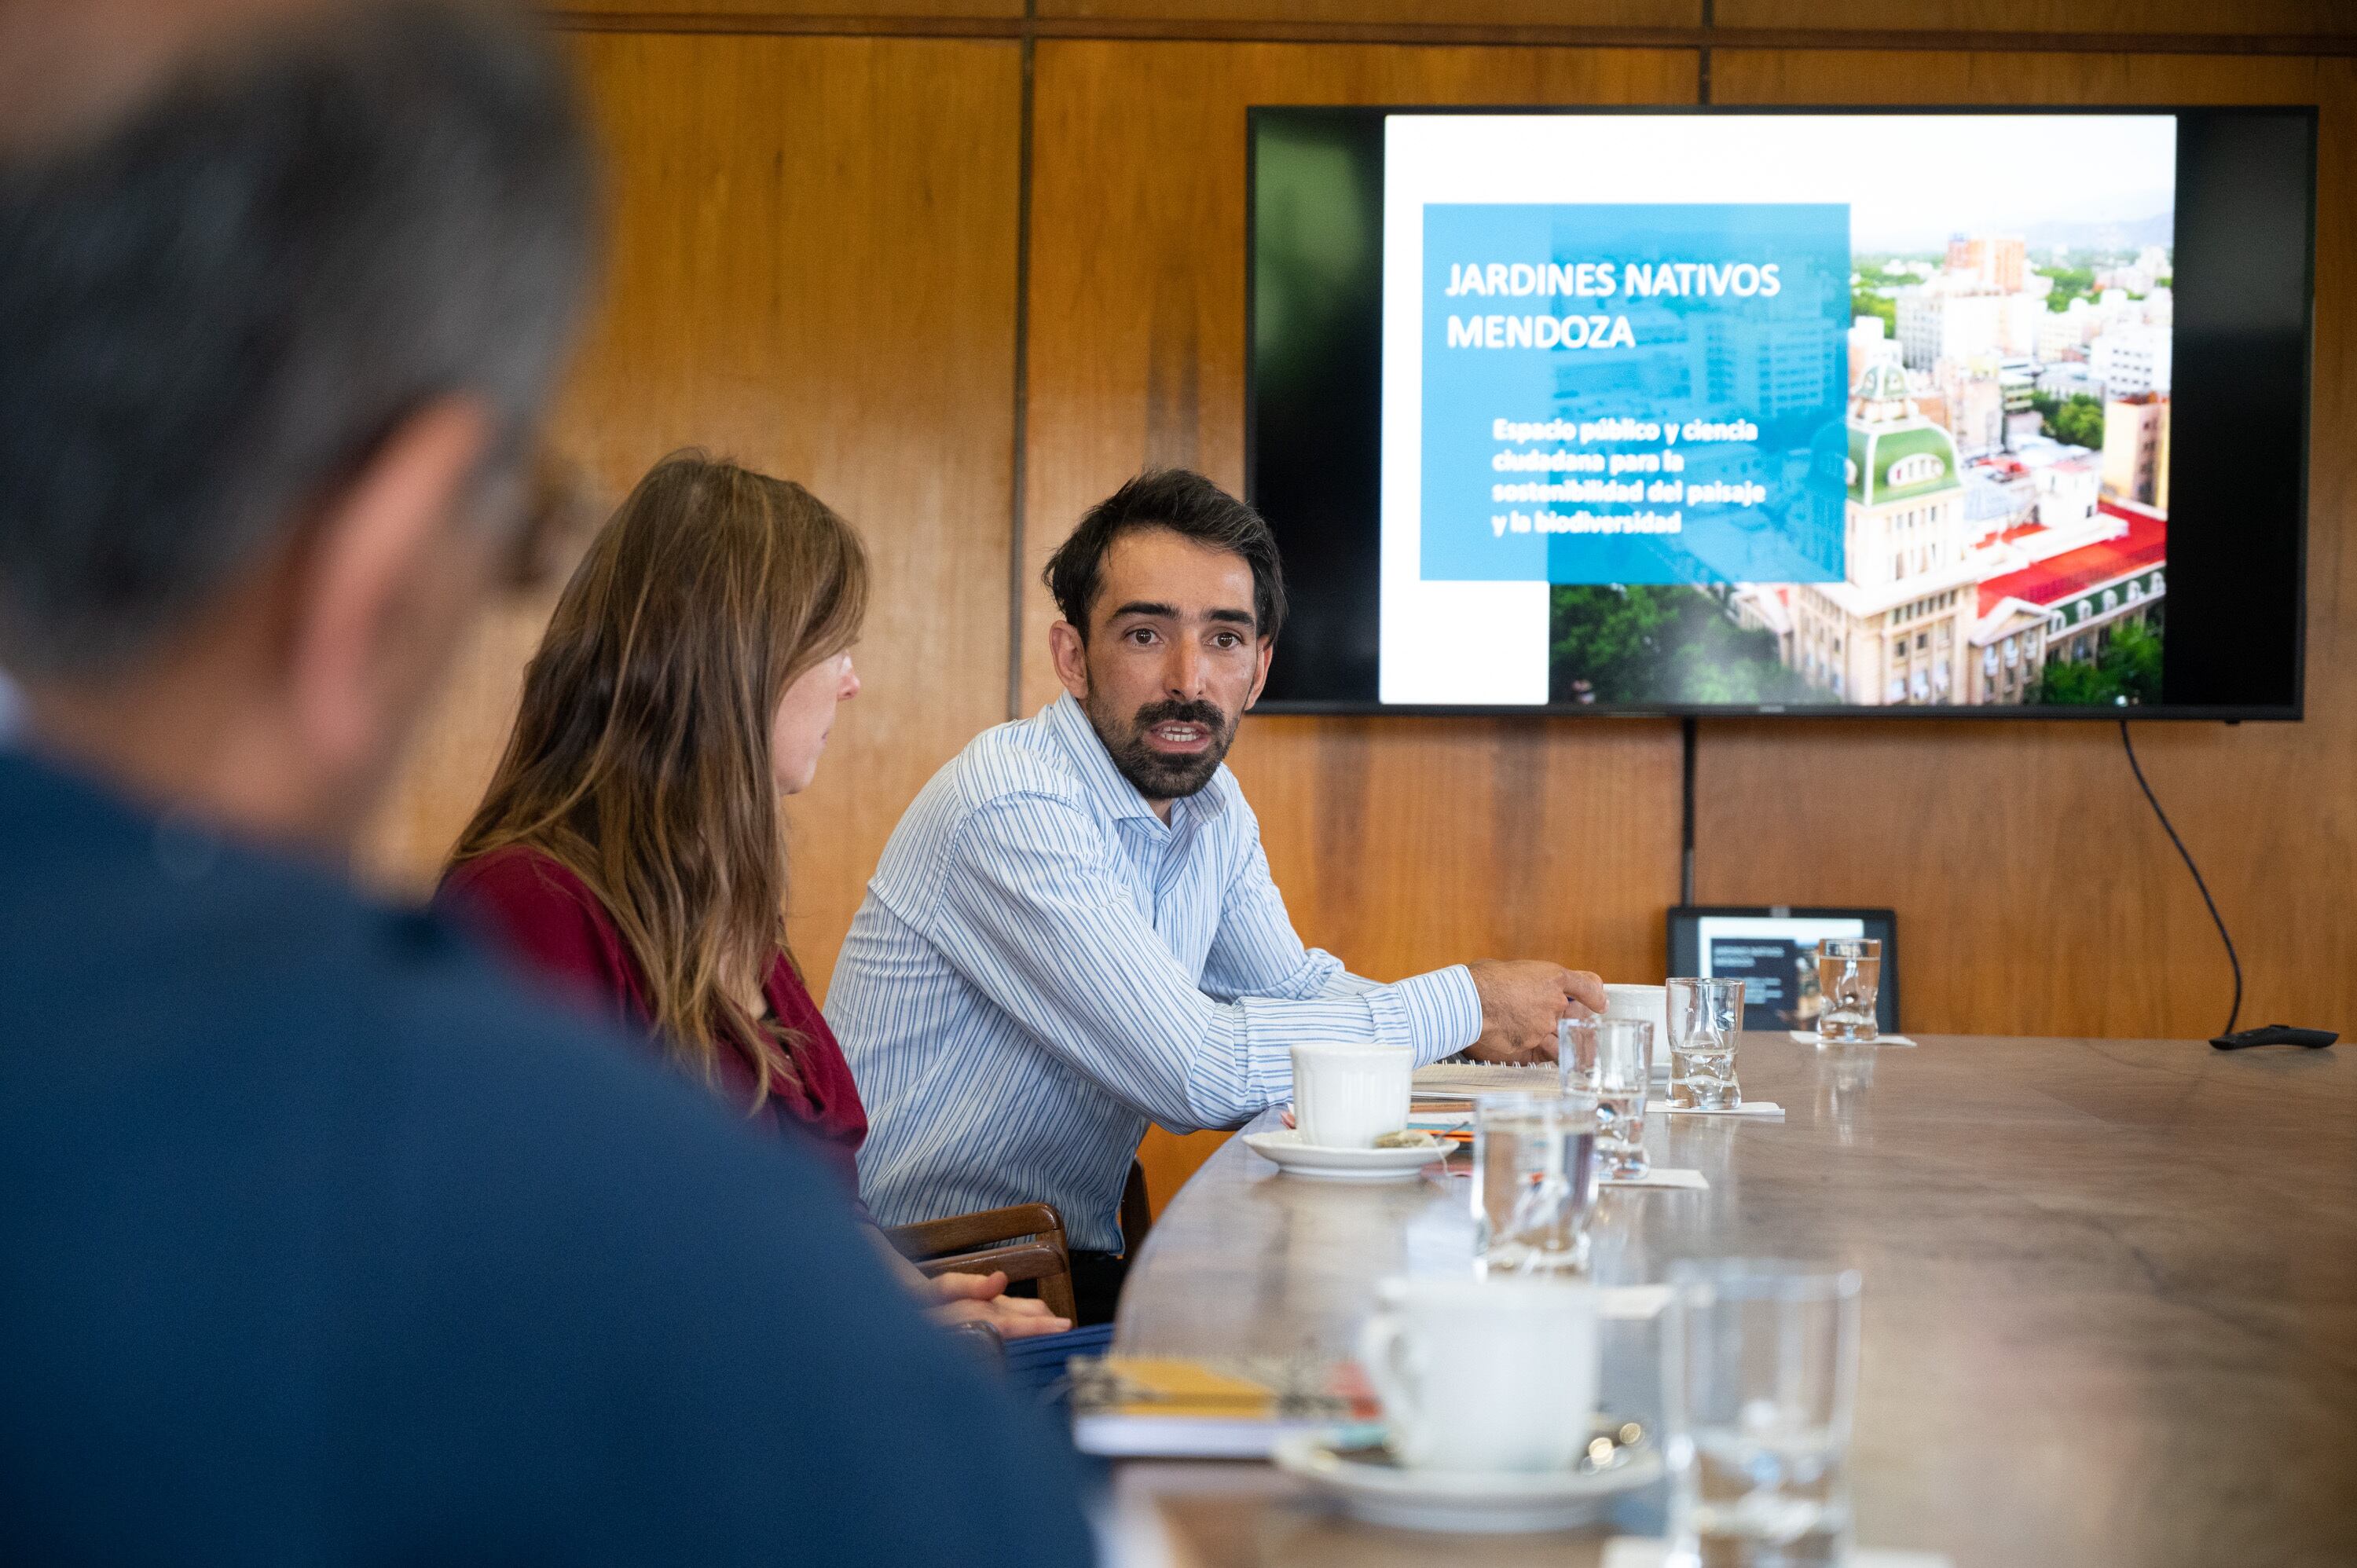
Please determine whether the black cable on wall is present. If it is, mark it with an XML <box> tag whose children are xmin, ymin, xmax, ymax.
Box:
<box><xmin>2121</xmin><ymin>720</ymin><xmax>2242</xmax><ymax>1036</ymax></box>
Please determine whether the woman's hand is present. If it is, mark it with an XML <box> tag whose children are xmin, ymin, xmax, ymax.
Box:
<box><xmin>927</xmin><ymin>1269</ymin><xmax>1072</xmax><ymax>1339</ymax></box>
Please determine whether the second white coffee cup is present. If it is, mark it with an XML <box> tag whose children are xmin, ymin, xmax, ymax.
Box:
<box><xmin>1358</xmin><ymin>1275</ymin><xmax>1601</xmax><ymax>1473</ymax></box>
<box><xmin>1290</xmin><ymin>1043</ymin><xmax>1412</xmax><ymax>1149</ymax></box>
<box><xmin>1600</xmin><ymin>984</ymin><xmax>1674</xmax><ymax>1082</ymax></box>
<box><xmin>1602</xmin><ymin>982</ymin><xmax>1669</xmax><ymax>1040</ymax></box>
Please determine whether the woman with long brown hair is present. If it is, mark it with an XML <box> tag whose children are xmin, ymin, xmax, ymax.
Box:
<box><xmin>438</xmin><ymin>450</ymin><xmax>1065</xmax><ymax>1339</ymax></box>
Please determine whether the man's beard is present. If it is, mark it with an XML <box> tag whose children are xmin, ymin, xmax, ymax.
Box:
<box><xmin>1084</xmin><ymin>694</ymin><xmax>1237</xmax><ymax>803</ymax></box>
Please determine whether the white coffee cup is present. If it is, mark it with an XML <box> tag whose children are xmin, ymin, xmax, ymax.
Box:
<box><xmin>1603</xmin><ymin>984</ymin><xmax>1671</xmax><ymax>1079</ymax></box>
<box><xmin>1290</xmin><ymin>1043</ymin><xmax>1411</xmax><ymax>1149</ymax></box>
<box><xmin>1358</xmin><ymin>1275</ymin><xmax>1600</xmax><ymax>1473</ymax></box>
<box><xmin>1603</xmin><ymin>982</ymin><xmax>1668</xmax><ymax>1039</ymax></box>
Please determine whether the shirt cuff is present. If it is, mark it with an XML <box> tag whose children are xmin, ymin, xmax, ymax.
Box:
<box><xmin>1373</xmin><ymin>965</ymin><xmax>1483</xmax><ymax>1066</ymax></box>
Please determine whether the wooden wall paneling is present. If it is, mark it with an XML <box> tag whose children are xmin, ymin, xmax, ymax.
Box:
<box><xmin>1036</xmin><ymin>0</ymin><xmax>1699</xmax><ymax>28</ymax></box>
<box><xmin>549</xmin><ymin>0</ymin><xmax>1023</xmax><ymax>20</ymax></box>
<box><xmin>1711</xmin><ymin>0</ymin><xmax>2354</xmax><ymax>40</ymax></box>
<box><xmin>1022</xmin><ymin>41</ymin><xmax>1699</xmax><ymax>1207</ymax></box>
<box><xmin>361</xmin><ymin>33</ymin><xmax>1025</xmax><ymax>1005</ymax></box>
<box><xmin>1698</xmin><ymin>52</ymin><xmax>2355</xmax><ymax>1041</ymax></box>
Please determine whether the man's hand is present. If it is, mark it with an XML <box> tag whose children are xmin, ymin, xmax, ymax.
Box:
<box><xmin>928</xmin><ymin>1269</ymin><xmax>1072</xmax><ymax>1340</ymax></box>
<box><xmin>1464</xmin><ymin>961</ymin><xmax>1607</xmax><ymax>1064</ymax></box>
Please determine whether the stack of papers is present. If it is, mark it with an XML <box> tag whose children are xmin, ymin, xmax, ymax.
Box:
<box><xmin>1070</xmin><ymin>1354</ymin><xmax>1380</xmax><ymax>1458</ymax></box>
<box><xmin>1413</xmin><ymin>1061</ymin><xmax>1672</xmax><ymax>1100</ymax></box>
<box><xmin>1073</xmin><ymin>1288</ymin><xmax>1677</xmax><ymax>1458</ymax></box>
<box><xmin>1411</xmin><ymin>1061</ymin><xmax>1560</xmax><ymax>1097</ymax></box>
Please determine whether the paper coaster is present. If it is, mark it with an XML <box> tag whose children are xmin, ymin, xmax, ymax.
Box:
<box><xmin>1600</xmin><ymin>1167</ymin><xmax>1708</xmax><ymax>1190</ymax></box>
<box><xmin>1596</xmin><ymin>1284</ymin><xmax>1673</xmax><ymax>1319</ymax></box>
<box><xmin>1788</xmin><ymin>1031</ymin><xmax>1917</xmax><ymax>1047</ymax></box>
<box><xmin>1607</xmin><ymin>1541</ymin><xmax>1948</xmax><ymax>1568</ymax></box>
<box><xmin>1657</xmin><ymin>1101</ymin><xmax>1784</xmax><ymax>1119</ymax></box>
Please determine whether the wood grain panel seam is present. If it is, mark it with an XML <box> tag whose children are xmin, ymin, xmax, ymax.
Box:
<box><xmin>544</xmin><ymin>12</ymin><xmax>2357</xmax><ymax>57</ymax></box>
<box><xmin>1698</xmin><ymin>0</ymin><xmax>1712</xmax><ymax>104</ymax></box>
<box><xmin>1008</xmin><ymin>13</ymin><xmax>1036</xmax><ymax>721</ymax></box>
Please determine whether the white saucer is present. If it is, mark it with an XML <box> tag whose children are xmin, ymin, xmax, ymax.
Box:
<box><xmin>1240</xmin><ymin>1130</ymin><xmax>1446</xmax><ymax>1182</ymax></box>
<box><xmin>1273</xmin><ymin>1424</ymin><xmax>1662</xmax><ymax>1533</ymax></box>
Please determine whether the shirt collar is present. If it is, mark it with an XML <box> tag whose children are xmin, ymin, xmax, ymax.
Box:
<box><xmin>1043</xmin><ymin>692</ymin><xmax>1228</xmax><ymax>830</ymax></box>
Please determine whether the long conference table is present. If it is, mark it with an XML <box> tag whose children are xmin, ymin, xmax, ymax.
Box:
<box><xmin>1105</xmin><ymin>1034</ymin><xmax>2356</xmax><ymax>1567</ymax></box>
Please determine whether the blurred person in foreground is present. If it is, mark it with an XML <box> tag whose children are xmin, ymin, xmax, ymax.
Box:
<box><xmin>828</xmin><ymin>469</ymin><xmax>1606</xmax><ymax>1324</ymax></box>
<box><xmin>436</xmin><ymin>450</ymin><xmax>1066</xmax><ymax>1340</ymax></box>
<box><xmin>0</xmin><ymin>2</ymin><xmax>1091</xmax><ymax>1563</ymax></box>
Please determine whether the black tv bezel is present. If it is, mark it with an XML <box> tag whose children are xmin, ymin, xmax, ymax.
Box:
<box><xmin>1242</xmin><ymin>103</ymin><xmax>2317</xmax><ymax>724</ymax></box>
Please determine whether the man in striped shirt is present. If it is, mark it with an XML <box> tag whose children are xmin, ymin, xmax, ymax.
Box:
<box><xmin>828</xmin><ymin>471</ymin><xmax>1604</xmax><ymax>1322</ymax></box>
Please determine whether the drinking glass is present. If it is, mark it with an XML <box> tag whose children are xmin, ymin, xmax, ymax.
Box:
<box><xmin>1668</xmin><ymin>977</ymin><xmax>1746</xmax><ymax>1109</ymax></box>
<box><xmin>1559</xmin><ymin>1017</ymin><xmax>1653</xmax><ymax>1180</ymax></box>
<box><xmin>1663</xmin><ymin>1260</ymin><xmax>1863</xmax><ymax>1568</ymax></box>
<box><xmin>1813</xmin><ymin>939</ymin><xmax>1882</xmax><ymax>1044</ymax></box>
<box><xmin>1471</xmin><ymin>1092</ymin><xmax>1599</xmax><ymax>1275</ymax></box>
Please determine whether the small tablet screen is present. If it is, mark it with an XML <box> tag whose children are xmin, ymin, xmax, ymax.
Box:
<box><xmin>1668</xmin><ymin>907</ymin><xmax>1899</xmax><ymax>1034</ymax></box>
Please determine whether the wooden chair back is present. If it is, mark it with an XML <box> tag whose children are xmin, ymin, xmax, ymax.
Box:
<box><xmin>884</xmin><ymin>1159</ymin><xmax>1156</xmax><ymax>1328</ymax></box>
<box><xmin>1120</xmin><ymin>1159</ymin><xmax>1153</xmax><ymax>1254</ymax></box>
<box><xmin>884</xmin><ymin>1202</ymin><xmax>1078</xmax><ymax>1322</ymax></box>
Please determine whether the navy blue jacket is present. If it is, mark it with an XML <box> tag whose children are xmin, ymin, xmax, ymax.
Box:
<box><xmin>0</xmin><ymin>751</ymin><xmax>1094</xmax><ymax>1565</ymax></box>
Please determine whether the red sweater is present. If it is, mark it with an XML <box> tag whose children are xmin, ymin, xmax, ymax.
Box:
<box><xmin>436</xmin><ymin>845</ymin><xmax>870</xmax><ymax>1203</ymax></box>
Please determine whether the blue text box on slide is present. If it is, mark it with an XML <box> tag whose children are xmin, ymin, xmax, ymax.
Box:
<box><xmin>1419</xmin><ymin>202</ymin><xmax>1851</xmax><ymax>585</ymax></box>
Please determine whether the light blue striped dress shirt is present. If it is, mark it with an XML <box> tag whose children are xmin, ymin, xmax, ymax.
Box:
<box><xmin>826</xmin><ymin>694</ymin><xmax>1483</xmax><ymax>1252</ymax></box>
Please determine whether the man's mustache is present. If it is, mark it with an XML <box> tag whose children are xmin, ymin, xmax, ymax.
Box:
<box><xmin>1131</xmin><ymin>700</ymin><xmax>1228</xmax><ymax>735</ymax></box>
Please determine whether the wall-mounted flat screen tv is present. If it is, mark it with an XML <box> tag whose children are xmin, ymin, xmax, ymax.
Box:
<box><xmin>1247</xmin><ymin>108</ymin><xmax>2314</xmax><ymax>718</ymax></box>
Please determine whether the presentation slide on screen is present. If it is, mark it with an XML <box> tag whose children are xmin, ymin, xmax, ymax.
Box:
<box><xmin>1378</xmin><ymin>115</ymin><xmax>2177</xmax><ymax>708</ymax></box>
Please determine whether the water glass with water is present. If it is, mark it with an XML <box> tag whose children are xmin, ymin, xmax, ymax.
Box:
<box><xmin>1560</xmin><ymin>1017</ymin><xmax>1653</xmax><ymax>1180</ymax></box>
<box><xmin>1668</xmin><ymin>977</ymin><xmax>1745</xmax><ymax>1109</ymax></box>
<box><xmin>1663</xmin><ymin>1260</ymin><xmax>1862</xmax><ymax>1568</ymax></box>
<box><xmin>1471</xmin><ymin>1092</ymin><xmax>1598</xmax><ymax>1275</ymax></box>
<box><xmin>1814</xmin><ymin>939</ymin><xmax>1882</xmax><ymax>1044</ymax></box>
